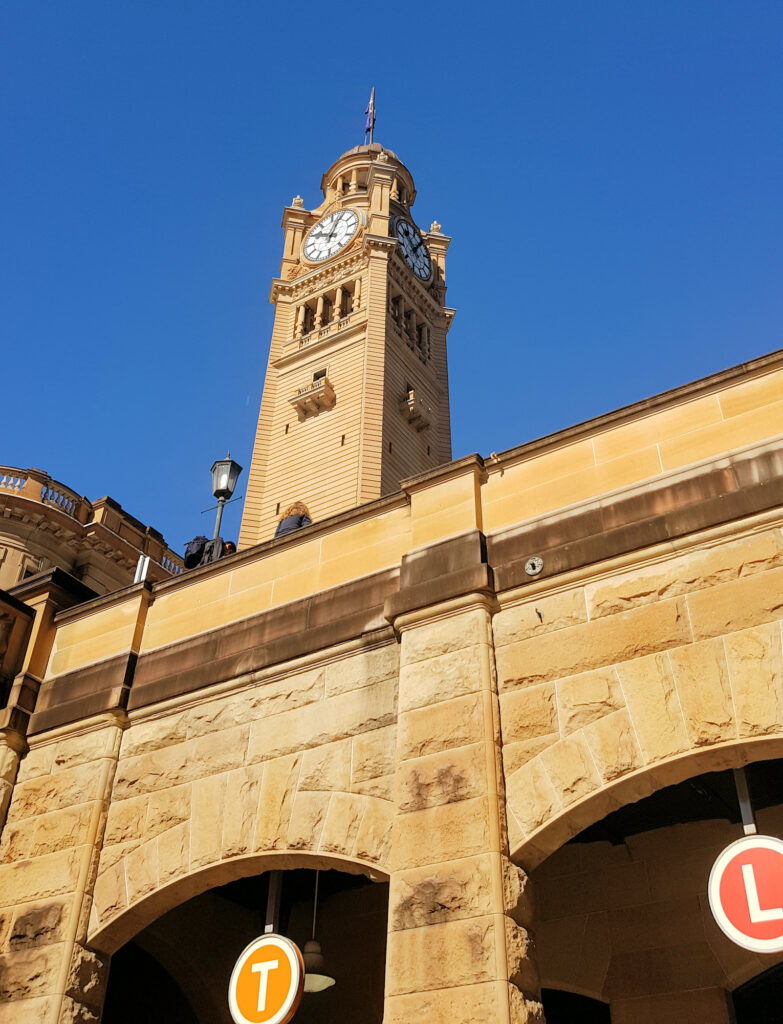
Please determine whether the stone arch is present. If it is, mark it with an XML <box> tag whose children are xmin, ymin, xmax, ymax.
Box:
<box><xmin>509</xmin><ymin>735</ymin><xmax>783</xmax><ymax>868</ymax></box>
<box><xmin>89</xmin><ymin>848</ymin><xmax>389</xmax><ymax>955</ymax></box>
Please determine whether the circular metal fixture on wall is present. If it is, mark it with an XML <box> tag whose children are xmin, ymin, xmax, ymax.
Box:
<box><xmin>524</xmin><ymin>556</ymin><xmax>544</xmax><ymax>577</ymax></box>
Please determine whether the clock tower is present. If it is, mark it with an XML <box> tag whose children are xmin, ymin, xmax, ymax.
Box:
<box><xmin>238</xmin><ymin>143</ymin><xmax>454</xmax><ymax>548</ymax></box>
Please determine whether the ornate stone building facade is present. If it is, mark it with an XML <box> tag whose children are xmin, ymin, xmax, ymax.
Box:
<box><xmin>0</xmin><ymin>466</ymin><xmax>182</xmax><ymax>594</ymax></box>
<box><xmin>1</xmin><ymin>144</ymin><xmax>783</xmax><ymax>1024</ymax></box>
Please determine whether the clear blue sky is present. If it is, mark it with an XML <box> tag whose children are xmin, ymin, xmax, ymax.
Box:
<box><xmin>2</xmin><ymin>1</ymin><xmax>782</xmax><ymax>554</ymax></box>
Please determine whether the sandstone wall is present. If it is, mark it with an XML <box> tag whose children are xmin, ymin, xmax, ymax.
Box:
<box><xmin>496</xmin><ymin>521</ymin><xmax>783</xmax><ymax>868</ymax></box>
<box><xmin>0</xmin><ymin>352</ymin><xmax>782</xmax><ymax>1022</ymax></box>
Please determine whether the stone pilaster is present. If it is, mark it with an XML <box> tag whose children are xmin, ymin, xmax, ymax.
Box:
<box><xmin>0</xmin><ymin>718</ymin><xmax>123</xmax><ymax>1023</ymax></box>
<box><xmin>384</xmin><ymin>597</ymin><xmax>543</xmax><ymax>1024</ymax></box>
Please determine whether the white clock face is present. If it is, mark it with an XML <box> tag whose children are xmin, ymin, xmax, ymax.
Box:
<box><xmin>302</xmin><ymin>209</ymin><xmax>359</xmax><ymax>262</ymax></box>
<box><xmin>395</xmin><ymin>220</ymin><xmax>432</xmax><ymax>281</ymax></box>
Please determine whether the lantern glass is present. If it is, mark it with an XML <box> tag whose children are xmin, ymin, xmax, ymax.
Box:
<box><xmin>211</xmin><ymin>455</ymin><xmax>242</xmax><ymax>500</ymax></box>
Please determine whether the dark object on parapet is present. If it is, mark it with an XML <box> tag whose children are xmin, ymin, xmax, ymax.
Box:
<box><xmin>183</xmin><ymin>536</ymin><xmax>236</xmax><ymax>568</ymax></box>
<box><xmin>274</xmin><ymin>502</ymin><xmax>312</xmax><ymax>539</ymax></box>
<box><xmin>183</xmin><ymin>536</ymin><xmax>209</xmax><ymax>569</ymax></box>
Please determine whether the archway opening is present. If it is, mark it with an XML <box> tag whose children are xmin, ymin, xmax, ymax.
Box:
<box><xmin>102</xmin><ymin>868</ymin><xmax>388</xmax><ymax>1024</ymax></box>
<box><xmin>533</xmin><ymin>758</ymin><xmax>783</xmax><ymax>1024</ymax></box>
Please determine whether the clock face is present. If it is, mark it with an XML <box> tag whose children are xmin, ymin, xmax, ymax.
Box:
<box><xmin>302</xmin><ymin>209</ymin><xmax>359</xmax><ymax>262</ymax></box>
<box><xmin>395</xmin><ymin>219</ymin><xmax>432</xmax><ymax>281</ymax></box>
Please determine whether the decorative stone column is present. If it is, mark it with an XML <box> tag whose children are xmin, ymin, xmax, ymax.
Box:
<box><xmin>383</xmin><ymin>533</ymin><xmax>544</xmax><ymax>1023</ymax></box>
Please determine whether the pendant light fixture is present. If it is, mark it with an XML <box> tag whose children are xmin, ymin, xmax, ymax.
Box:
<box><xmin>302</xmin><ymin>870</ymin><xmax>336</xmax><ymax>992</ymax></box>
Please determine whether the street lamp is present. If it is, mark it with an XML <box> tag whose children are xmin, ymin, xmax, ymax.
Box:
<box><xmin>210</xmin><ymin>453</ymin><xmax>242</xmax><ymax>540</ymax></box>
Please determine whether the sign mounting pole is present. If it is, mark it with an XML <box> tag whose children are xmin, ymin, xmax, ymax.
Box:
<box><xmin>733</xmin><ymin>767</ymin><xmax>758</xmax><ymax>835</ymax></box>
<box><xmin>265</xmin><ymin>871</ymin><xmax>282</xmax><ymax>934</ymax></box>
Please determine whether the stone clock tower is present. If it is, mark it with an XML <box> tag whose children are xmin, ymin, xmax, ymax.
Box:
<box><xmin>238</xmin><ymin>142</ymin><xmax>454</xmax><ymax>547</ymax></box>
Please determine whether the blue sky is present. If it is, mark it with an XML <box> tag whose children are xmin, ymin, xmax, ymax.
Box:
<box><xmin>2</xmin><ymin>1</ymin><xmax>782</xmax><ymax>554</ymax></box>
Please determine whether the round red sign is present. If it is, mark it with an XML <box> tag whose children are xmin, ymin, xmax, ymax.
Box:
<box><xmin>708</xmin><ymin>834</ymin><xmax>783</xmax><ymax>953</ymax></box>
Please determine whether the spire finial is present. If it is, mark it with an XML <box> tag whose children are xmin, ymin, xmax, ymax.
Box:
<box><xmin>364</xmin><ymin>87</ymin><xmax>376</xmax><ymax>145</ymax></box>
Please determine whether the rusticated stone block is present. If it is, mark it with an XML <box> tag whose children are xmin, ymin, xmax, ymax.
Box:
<box><xmin>7</xmin><ymin>762</ymin><xmax>103</xmax><ymax>823</ymax></box>
<box><xmin>401</xmin><ymin>608</ymin><xmax>489</xmax><ymax>666</ymax></box>
<box><xmin>8</xmin><ymin>900</ymin><xmax>65</xmax><ymax>950</ymax></box>
<box><xmin>92</xmin><ymin>862</ymin><xmax>127</xmax><ymax>926</ymax></box>
<box><xmin>501</xmin><ymin>684</ymin><xmax>558</xmax><ymax>743</ymax></box>
<box><xmin>246</xmin><ymin>679</ymin><xmax>396</xmax><ymax>764</ymax></box>
<box><xmin>583</xmin><ymin>709</ymin><xmax>644</xmax><ymax>782</ymax></box>
<box><xmin>16</xmin><ymin>744</ymin><xmax>55</xmax><ymax>782</ymax></box>
<box><xmin>502</xmin><ymin>735</ymin><xmax>559</xmax><ymax>777</ymax></box>
<box><xmin>104</xmin><ymin>796</ymin><xmax>148</xmax><ymax>847</ymax></box>
<box><xmin>493</xmin><ymin>589</ymin><xmax>588</xmax><ymax>647</ymax></box>
<box><xmin>505</xmin><ymin>758</ymin><xmax>560</xmax><ymax>837</ymax></box>
<box><xmin>398</xmin><ymin>693</ymin><xmax>483</xmax><ymax>762</ymax></box>
<box><xmin>157</xmin><ymin>821</ymin><xmax>189</xmax><ymax>887</ymax></box>
<box><xmin>64</xmin><ymin>944</ymin><xmax>108</xmax><ymax>1009</ymax></box>
<box><xmin>352</xmin><ymin>726</ymin><xmax>396</xmax><ymax>784</ymax></box>
<box><xmin>0</xmin><ymin>821</ymin><xmax>33</xmax><ymax>865</ymax></box>
<box><xmin>145</xmin><ymin>784</ymin><xmax>190</xmax><ymax>839</ymax></box>
<box><xmin>189</xmin><ymin>773</ymin><xmax>227</xmax><ymax>868</ymax></box>
<box><xmin>30</xmin><ymin>805</ymin><xmax>94</xmax><ymax>858</ymax></box>
<box><xmin>124</xmin><ymin>838</ymin><xmax>159</xmax><ymax>906</ymax></box>
<box><xmin>392</xmin><ymin>797</ymin><xmax>489</xmax><ymax>870</ymax></box>
<box><xmin>386</xmin><ymin>916</ymin><xmax>495</xmax><ymax>995</ymax></box>
<box><xmin>687</xmin><ymin>564</ymin><xmax>783</xmax><ymax>641</ymax></box>
<box><xmin>319</xmin><ymin>792</ymin><xmax>364</xmax><ymax>856</ymax></box>
<box><xmin>385</xmin><ymin>980</ymin><xmax>527</xmax><ymax>1024</ymax></box>
<box><xmin>390</xmin><ymin>854</ymin><xmax>494</xmax><ymax>930</ymax></box>
<box><xmin>222</xmin><ymin>766</ymin><xmax>262</xmax><ymax>859</ymax></box>
<box><xmin>669</xmin><ymin>639</ymin><xmax>736</xmax><ymax>746</ymax></box>
<box><xmin>324</xmin><ymin>643</ymin><xmax>398</xmax><ymax>697</ymax></box>
<box><xmin>58</xmin><ymin>992</ymin><xmax>102</xmax><ymax>1023</ymax></box>
<box><xmin>352</xmin><ymin>775</ymin><xmax>393</xmax><ymax>801</ymax></box>
<box><xmin>0</xmin><ymin>942</ymin><xmax>62</xmax><ymax>1000</ymax></box>
<box><xmin>399</xmin><ymin>645</ymin><xmax>485</xmax><ymax>713</ymax></box>
<box><xmin>396</xmin><ymin>744</ymin><xmax>485</xmax><ymax>813</ymax></box>
<box><xmin>510</xmin><ymin>992</ymin><xmax>546</xmax><ymax>1024</ymax></box>
<box><xmin>119</xmin><ymin>712</ymin><xmax>188</xmax><ymax>760</ymax></box>
<box><xmin>725</xmin><ymin>621</ymin><xmax>783</xmax><ymax>736</ymax></box>
<box><xmin>497</xmin><ymin>599</ymin><xmax>691</xmax><ymax>691</ymax></box>
<box><xmin>354</xmin><ymin>798</ymin><xmax>393</xmax><ymax>867</ymax></box>
<box><xmin>253</xmin><ymin>755</ymin><xmax>301</xmax><ymax>852</ymax></box>
<box><xmin>97</xmin><ymin>838</ymin><xmax>140</xmax><ymax>875</ymax></box>
<box><xmin>504</xmin><ymin>859</ymin><xmax>534</xmax><ymax>927</ymax></box>
<box><xmin>51</xmin><ymin>730</ymin><xmax>115</xmax><ymax>773</ymax></box>
<box><xmin>286</xmin><ymin>791</ymin><xmax>329</xmax><ymax>851</ymax></box>
<box><xmin>244</xmin><ymin>666</ymin><xmax>325</xmax><ymax>720</ymax></box>
<box><xmin>182</xmin><ymin>694</ymin><xmax>249</xmax><ymax>742</ymax></box>
<box><xmin>0</xmin><ymin>847</ymin><xmax>82</xmax><ymax>905</ymax></box>
<box><xmin>505</xmin><ymin>918</ymin><xmax>541</xmax><ymax>995</ymax></box>
<box><xmin>557</xmin><ymin>667</ymin><xmax>623</xmax><ymax>734</ymax></box>
<box><xmin>616</xmin><ymin>653</ymin><xmax>690</xmax><ymax>762</ymax></box>
<box><xmin>585</xmin><ymin>530</ymin><xmax>783</xmax><ymax>619</ymax></box>
<box><xmin>299</xmin><ymin>739</ymin><xmax>351</xmax><ymax>792</ymax></box>
<box><xmin>113</xmin><ymin>725</ymin><xmax>248</xmax><ymax>799</ymax></box>
<box><xmin>540</xmin><ymin>733</ymin><xmax>600</xmax><ymax>806</ymax></box>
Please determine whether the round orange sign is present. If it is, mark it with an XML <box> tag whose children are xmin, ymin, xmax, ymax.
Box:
<box><xmin>228</xmin><ymin>934</ymin><xmax>304</xmax><ymax>1024</ymax></box>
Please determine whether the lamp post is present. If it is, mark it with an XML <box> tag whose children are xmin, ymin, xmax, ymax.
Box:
<box><xmin>210</xmin><ymin>453</ymin><xmax>242</xmax><ymax>540</ymax></box>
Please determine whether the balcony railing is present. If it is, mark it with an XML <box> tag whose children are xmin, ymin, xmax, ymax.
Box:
<box><xmin>298</xmin><ymin>307</ymin><xmax>362</xmax><ymax>349</ymax></box>
<box><xmin>0</xmin><ymin>465</ymin><xmax>183</xmax><ymax>575</ymax></box>
<box><xmin>399</xmin><ymin>391</ymin><xmax>430</xmax><ymax>431</ymax></box>
<box><xmin>290</xmin><ymin>377</ymin><xmax>337</xmax><ymax>419</ymax></box>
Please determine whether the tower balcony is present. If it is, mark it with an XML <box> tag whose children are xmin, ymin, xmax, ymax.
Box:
<box><xmin>399</xmin><ymin>390</ymin><xmax>430</xmax><ymax>431</ymax></box>
<box><xmin>290</xmin><ymin>376</ymin><xmax>336</xmax><ymax>420</ymax></box>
